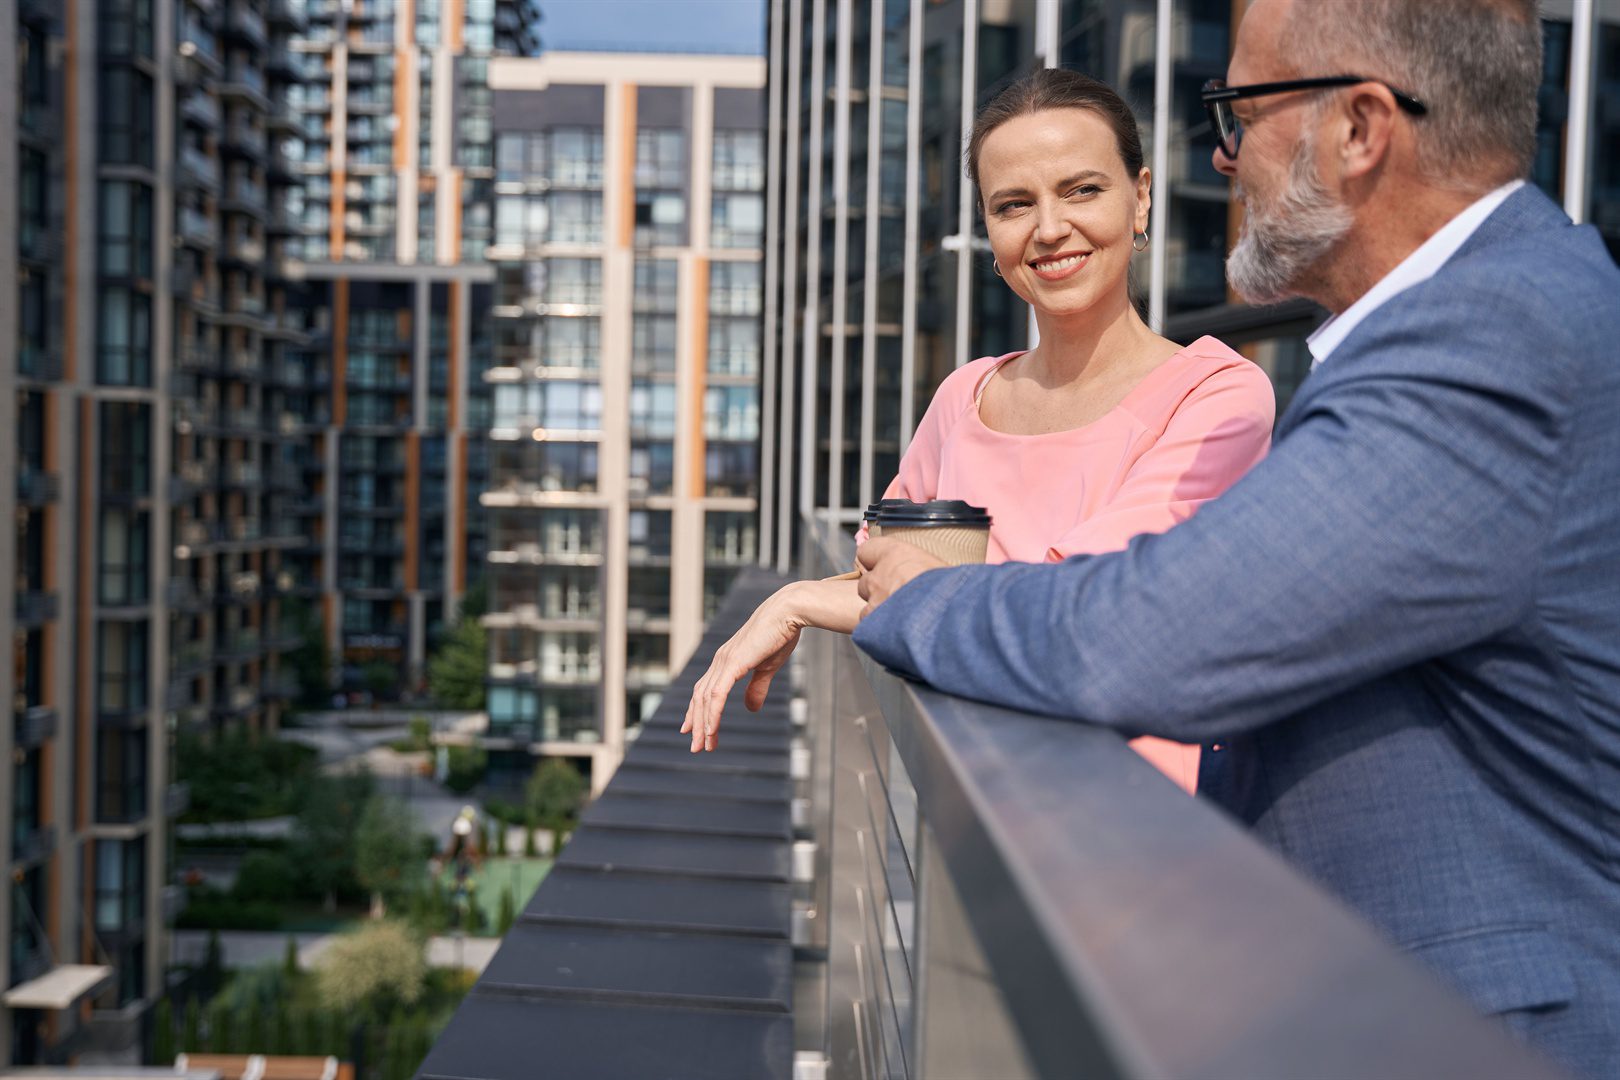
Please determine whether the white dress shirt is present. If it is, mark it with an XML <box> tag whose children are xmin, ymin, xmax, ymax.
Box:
<box><xmin>1307</xmin><ymin>180</ymin><xmax>1525</xmax><ymax>367</ymax></box>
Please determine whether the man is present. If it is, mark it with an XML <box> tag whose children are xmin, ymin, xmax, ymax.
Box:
<box><xmin>852</xmin><ymin>0</ymin><xmax>1620</xmax><ymax>1075</ymax></box>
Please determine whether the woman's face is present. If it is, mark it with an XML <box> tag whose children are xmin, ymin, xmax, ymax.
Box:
<box><xmin>977</xmin><ymin>108</ymin><xmax>1150</xmax><ymax>319</ymax></box>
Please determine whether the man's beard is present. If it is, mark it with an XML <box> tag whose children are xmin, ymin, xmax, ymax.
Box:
<box><xmin>1226</xmin><ymin>129</ymin><xmax>1353</xmax><ymax>305</ymax></box>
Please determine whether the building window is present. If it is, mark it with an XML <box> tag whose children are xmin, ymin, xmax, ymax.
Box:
<box><xmin>711</xmin><ymin>192</ymin><xmax>765</xmax><ymax>249</ymax></box>
<box><xmin>97</xmin><ymin>620</ymin><xmax>149</xmax><ymax>714</ymax></box>
<box><xmin>99</xmin><ymin>181</ymin><xmax>154</xmax><ymax>280</ymax></box>
<box><xmin>633</xmin><ymin>260</ymin><xmax>679</xmax><ymax>375</ymax></box>
<box><xmin>96</xmin><ymin>729</ymin><xmax>148</xmax><ymax>824</ymax></box>
<box><xmin>629</xmin><ymin>441</ymin><xmax>675</xmax><ymax>496</ymax></box>
<box><xmin>704</xmin><ymin>386</ymin><xmax>759</xmax><ymax>440</ymax></box>
<box><xmin>712</xmin><ymin>130</ymin><xmax>765</xmax><ymax>191</ymax></box>
<box><xmin>544</xmin><ymin>317</ymin><xmax>600</xmax><ymax>370</ymax></box>
<box><xmin>543</xmin><ymin>258</ymin><xmax>602</xmax><ymax>307</ymax></box>
<box><xmin>99</xmin><ymin>511</ymin><xmax>150</xmax><ymax>606</ymax></box>
<box><xmin>630</xmin><ymin>381</ymin><xmax>678</xmax><ymax>439</ymax></box>
<box><xmin>549</xmin><ymin>128</ymin><xmax>604</xmax><ymax>189</ymax></box>
<box><xmin>97</xmin><ymin>288</ymin><xmax>152</xmax><ymax>386</ymax></box>
<box><xmin>709</xmin><ymin>260</ymin><xmax>762</xmax><ymax>315</ymax></box>
<box><xmin>98</xmin><ymin>66</ymin><xmax>155</xmax><ymax>167</ymax></box>
<box><xmin>708</xmin><ymin>318</ymin><xmax>760</xmax><ymax>377</ymax></box>
<box><xmin>705</xmin><ymin>511</ymin><xmax>758</xmax><ymax>563</ymax></box>
<box><xmin>492</xmin><ymin>381</ymin><xmax>602</xmax><ymax>432</ymax></box>
<box><xmin>100</xmin><ymin>402</ymin><xmax>152</xmax><ymax>496</ymax></box>
<box><xmin>706</xmin><ymin>442</ymin><xmax>758</xmax><ymax>498</ymax></box>
<box><xmin>100</xmin><ymin>0</ymin><xmax>155</xmax><ymax>58</ymax></box>
<box><xmin>12</xmin><ymin>750</ymin><xmax>41</xmax><ymax>849</ymax></box>
<box><xmin>94</xmin><ymin>837</ymin><xmax>146</xmax><ymax>933</ymax></box>
<box><xmin>20</xmin><ymin>148</ymin><xmax>48</xmax><ymax>262</ymax></box>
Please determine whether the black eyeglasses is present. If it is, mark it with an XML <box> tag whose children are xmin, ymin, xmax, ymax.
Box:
<box><xmin>1200</xmin><ymin>76</ymin><xmax>1428</xmax><ymax>160</ymax></box>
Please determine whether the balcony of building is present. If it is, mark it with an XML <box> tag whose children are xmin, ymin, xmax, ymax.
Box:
<box><xmin>16</xmin><ymin>464</ymin><xmax>60</xmax><ymax>506</ymax></box>
<box><xmin>181</xmin><ymin>90</ymin><xmax>224</xmax><ymax>132</ymax></box>
<box><xmin>420</xmin><ymin>521</ymin><xmax>1567</xmax><ymax>1080</ymax></box>
<box><xmin>224</xmin><ymin>0</ymin><xmax>269</xmax><ymax>48</ymax></box>
<box><xmin>9</xmin><ymin>823</ymin><xmax>57</xmax><ymax>869</ymax></box>
<box><xmin>15</xmin><ymin>590</ymin><xmax>60</xmax><ymax>628</ymax></box>
<box><xmin>266</xmin><ymin>0</ymin><xmax>309</xmax><ymax>31</ymax></box>
<box><xmin>13</xmin><ymin>705</ymin><xmax>58</xmax><ymax>751</ymax></box>
<box><xmin>219</xmin><ymin>61</ymin><xmax>271</xmax><ymax>112</ymax></box>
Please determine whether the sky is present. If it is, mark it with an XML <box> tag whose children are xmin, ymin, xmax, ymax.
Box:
<box><xmin>537</xmin><ymin>0</ymin><xmax>766</xmax><ymax>56</ymax></box>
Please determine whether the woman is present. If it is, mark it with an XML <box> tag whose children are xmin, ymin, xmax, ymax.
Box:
<box><xmin>683</xmin><ymin>70</ymin><xmax>1274</xmax><ymax>793</ymax></box>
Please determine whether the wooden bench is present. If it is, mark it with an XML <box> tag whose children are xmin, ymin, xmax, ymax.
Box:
<box><xmin>174</xmin><ymin>1054</ymin><xmax>352</xmax><ymax>1080</ymax></box>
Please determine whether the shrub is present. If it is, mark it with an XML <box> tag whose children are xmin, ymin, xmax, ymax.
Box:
<box><xmin>313</xmin><ymin>921</ymin><xmax>426</xmax><ymax>1018</ymax></box>
<box><xmin>443</xmin><ymin>745</ymin><xmax>486</xmax><ymax>795</ymax></box>
<box><xmin>233</xmin><ymin>849</ymin><xmax>302</xmax><ymax>905</ymax></box>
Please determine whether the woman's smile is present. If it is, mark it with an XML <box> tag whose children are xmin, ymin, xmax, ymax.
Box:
<box><xmin>1028</xmin><ymin>250</ymin><xmax>1092</xmax><ymax>282</ymax></box>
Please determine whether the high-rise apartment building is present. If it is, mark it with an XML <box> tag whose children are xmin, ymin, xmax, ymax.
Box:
<box><xmin>480</xmin><ymin>51</ymin><xmax>767</xmax><ymax>792</ymax></box>
<box><xmin>760</xmin><ymin>0</ymin><xmax>1620</xmax><ymax>565</ymax></box>
<box><xmin>280</xmin><ymin>0</ymin><xmax>536</xmax><ymax>684</ymax></box>
<box><xmin>0</xmin><ymin>0</ymin><xmax>538</xmax><ymax>1066</ymax></box>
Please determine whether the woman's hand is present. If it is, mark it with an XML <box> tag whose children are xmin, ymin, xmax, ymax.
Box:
<box><xmin>682</xmin><ymin>583</ymin><xmax>811</xmax><ymax>752</ymax></box>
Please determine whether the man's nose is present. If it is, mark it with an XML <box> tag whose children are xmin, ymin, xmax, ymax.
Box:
<box><xmin>1212</xmin><ymin>144</ymin><xmax>1237</xmax><ymax>177</ymax></box>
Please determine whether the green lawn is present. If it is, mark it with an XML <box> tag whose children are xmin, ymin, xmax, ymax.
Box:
<box><xmin>439</xmin><ymin>857</ymin><xmax>552</xmax><ymax>934</ymax></box>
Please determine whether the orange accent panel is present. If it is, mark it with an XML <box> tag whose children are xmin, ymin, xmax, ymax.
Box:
<box><xmin>333</xmin><ymin>280</ymin><xmax>349</xmax><ymax>425</ymax></box>
<box><xmin>448</xmin><ymin>171</ymin><xmax>462</xmax><ymax>262</ymax></box>
<box><xmin>394</xmin><ymin>47</ymin><xmax>412</xmax><ymax>170</ymax></box>
<box><xmin>405</xmin><ymin>431</ymin><xmax>421</xmax><ymax>592</ymax></box>
<box><xmin>618</xmin><ymin>87</ymin><xmax>638</xmax><ymax>248</ymax></box>
<box><xmin>446</xmin><ymin>0</ymin><xmax>464</xmax><ymax>50</ymax></box>
<box><xmin>688</xmin><ymin>258</ymin><xmax>710</xmax><ymax>498</ymax></box>
<box><xmin>331</xmin><ymin>169</ymin><xmax>345</xmax><ymax>258</ymax></box>
<box><xmin>454</xmin><ymin>434</ymin><xmax>468</xmax><ymax>594</ymax></box>
<box><xmin>447</xmin><ymin>283</ymin><xmax>462</xmax><ymax>431</ymax></box>
<box><xmin>76</xmin><ymin>399</ymin><xmax>93</xmax><ymax>831</ymax></box>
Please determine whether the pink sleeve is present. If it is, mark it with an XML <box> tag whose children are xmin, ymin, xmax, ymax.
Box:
<box><xmin>1045</xmin><ymin>361</ymin><xmax>1275</xmax><ymax>561</ymax></box>
<box><xmin>855</xmin><ymin>362</ymin><xmax>982</xmax><ymax>545</ymax></box>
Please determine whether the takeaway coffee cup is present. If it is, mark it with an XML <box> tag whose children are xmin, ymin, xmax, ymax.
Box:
<box><xmin>862</xmin><ymin>499</ymin><xmax>916</xmax><ymax>540</ymax></box>
<box><xmin>871</xmin><ymin>499</ymin><xmax>993</xmax><ymax>565</ymax></box>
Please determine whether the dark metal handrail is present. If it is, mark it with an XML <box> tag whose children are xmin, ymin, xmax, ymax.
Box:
<box><xmin>800</xmin><ymin>511</ymin><xmax>1563</xmax><ymax>1079</ymax></box>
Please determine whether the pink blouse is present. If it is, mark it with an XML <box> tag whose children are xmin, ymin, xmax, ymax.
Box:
<box><xmin>864</xmin><ymin>335</ymin><xmax>1275</xmax><ymax>792</ymax></box>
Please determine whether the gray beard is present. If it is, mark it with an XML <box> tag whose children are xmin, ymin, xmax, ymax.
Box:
<box><xmin>1226</xmin><ymin>137</ymin><xmax>1354</xmax><ymax>305</ymax></box>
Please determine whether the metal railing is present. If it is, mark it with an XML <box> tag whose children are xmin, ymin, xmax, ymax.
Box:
<box><xmin>795</xmin><ymin>511</ymin><xmax>1563</xmax><ymax>1080</ymax></box>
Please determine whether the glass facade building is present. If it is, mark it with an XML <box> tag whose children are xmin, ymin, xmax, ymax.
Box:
<box><xmin>483</xmin><ymin>52</ymin><xmax>766</xmax><ymax>793</ymax></box>
<box><xmin>759</xmin><ymin>0</ymin><xmax>1620</xmax><ymax>566</ymax></box>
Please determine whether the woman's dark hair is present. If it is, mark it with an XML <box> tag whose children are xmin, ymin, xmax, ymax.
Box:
<box><xmin>966</xmin><ymin>69</ymin><xmax>1145</xmax><ymax>205</ymax></box>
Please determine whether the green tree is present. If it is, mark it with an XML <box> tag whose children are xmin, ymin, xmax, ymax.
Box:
<box><xmin>427</xmin><ymin>617</ymin><xmax>486</xmax><ymax>710</ymax></box>
<box><xmin>290</xmin><ymin>770</ymin><xmax>376</xmax><ymax>909</ymax></box>
<box><xmin>523</xmin><ymin>820</ymin><xmax>538</xmax><ymax>857</ymax></box>
<box><xmin>244</xmin><ymin>1002</ymin><xmax>267</xmax><ymax>1054</ymax></box>
<box><xmin>271</xmin><ymin>1005</ymin><xmax>293</xmax><ymax>1056</ymax></box>
<box><xmin>207</xmin><ymin>999</ymin><xmax>234</xmax><ymax>1052</ymax></box>
<box><xmin>313</xmin><ymin>920</ymin><xmax>427</xmax><ymax>1019</ymax></box>
<box><xmin>203</xmin><ymin>929</ymin><xmax>224</xmax><ymax>985</ymax></box>
<box><xmin>283</xmin><ymin>936</ymin><xmax>300</xmax><ymax>978</ymax></box>
<box><xmin>363</xmin><ymin>661</ymin><xmax>400</xmax><ymax>703</ymax></box>
<box><xmin>285</xmin><ymin>599</ymin><xmax>333</xmax><ymax>709</ymax></box>
<box><xmin>497</xmin><ymin>887</ymin><xmax>516</xmax><ymax>934</ymax></box>
<box><xmin>181</xmin><ymin>997</ymin><xmax>202</xmax><ymax>1055</ymax></box>
<box><xmin>443</xmin><ymin>744</ymin><xmax>486</xmax><ymax>795</ymax></box>
<box><xmin>355</xmin><ymin>795</ymin><xmax>423</xmax><ymax>915</ymax></box>
<box><xmin>151</xmin><ymin>998</ymin><xmax>175</xmax><ymax>1066</ymax></box>
<box><xmin>525</xmin><ymin>758</ymin><xmax>587</xmax><ymax>851</ymax></box>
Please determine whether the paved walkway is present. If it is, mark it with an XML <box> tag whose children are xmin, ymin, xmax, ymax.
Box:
<box><xmin>172</xmin><ymin>929</ymin><xmax>501</xmax><ymax>974</ymax></box>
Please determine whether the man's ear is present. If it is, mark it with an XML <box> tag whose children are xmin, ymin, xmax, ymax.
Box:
<box><xmin>1338</xmin><ymin>84</ymin><xmax>1399</xmax><ymax>181</ymax></box>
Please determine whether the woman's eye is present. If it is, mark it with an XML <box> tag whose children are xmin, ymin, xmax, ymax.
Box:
<box><xmin>1067</xmin><ymin>185</ymin><xmax>1101</xmax><ymax>198</ymax></box>
<box><xmin>994</xmin><ymin>201</ymin><xmax>1028</xmax><ymax>215</ymax></box>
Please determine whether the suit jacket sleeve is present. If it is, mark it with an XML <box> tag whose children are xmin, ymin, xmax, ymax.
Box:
<box><xmin>852</xmin><ymin>291</ymin><xmax>1569</xmax><ymax>741</ymax></box>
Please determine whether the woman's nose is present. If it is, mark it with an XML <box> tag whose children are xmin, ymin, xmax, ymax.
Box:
<box><xmin>1034</xmin><ymin>202</ymin><xmax>1069</xmax><ymax>243</ymax></box>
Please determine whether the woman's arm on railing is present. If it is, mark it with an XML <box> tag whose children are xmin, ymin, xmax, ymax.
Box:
<box><xmin>682</xmin><ymin>576</ymin><xmax>864</xmax><ymax>751</ymax></box>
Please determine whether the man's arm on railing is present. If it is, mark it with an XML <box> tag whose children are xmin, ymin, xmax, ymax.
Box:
<box><xmin>851</xmin><ymin>317</ymin><xmax>1566</xmax><ymax>741</ymax></box>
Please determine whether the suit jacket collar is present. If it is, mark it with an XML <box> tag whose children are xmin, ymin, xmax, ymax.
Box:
<box><xmin>1276</xmin><ymin>183</ymin><xmax>1570</xmax><ymax>439</ymax></box>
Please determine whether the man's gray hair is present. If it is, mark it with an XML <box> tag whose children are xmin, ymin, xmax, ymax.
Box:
<box><xmin>1284</xmin><ymin>0</ymin><xmax>1543</xmax><ymax>189</ymax></box>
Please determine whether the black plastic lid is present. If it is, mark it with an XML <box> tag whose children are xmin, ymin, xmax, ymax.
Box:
<box><xmin>872</xmin><ymin>499</ymin><xmax>992</xmax><ymax>528</ymax></box>
<box><xmin>863</xmin><ymin>498</ymin><xmax>915</xmax><ymax>523</ymax></box>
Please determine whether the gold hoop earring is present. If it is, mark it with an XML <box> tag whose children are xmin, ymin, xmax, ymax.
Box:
<box><xmin>1133</xmin><ymin>231</ymin><xmax>1149</xmax><ymax>252</ymax></box>
<box><xmin>993</xmin><ymin>261</ymin><xmax>1003</xmax><ymax>278</ymax></box>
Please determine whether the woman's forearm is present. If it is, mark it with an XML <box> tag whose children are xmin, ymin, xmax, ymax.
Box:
<box><xmin>781</xmin><ymin>577</ymin><xmax>866</xmax><ymax>635</ymax></box>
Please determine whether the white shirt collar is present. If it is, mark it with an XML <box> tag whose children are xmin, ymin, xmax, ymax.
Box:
<box><xmin>1306</xmin><ymin>180</ymin><xmax>1525</xmax><ymax>367</ymax></box>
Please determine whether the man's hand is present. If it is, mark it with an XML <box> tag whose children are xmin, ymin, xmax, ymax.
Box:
<box><xmin>856</xmin><ymin>538</ymin><xmax>948</xmax><ymax>620</ymax></box>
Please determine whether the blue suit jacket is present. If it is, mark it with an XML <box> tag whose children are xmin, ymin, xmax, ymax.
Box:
<box><xmin>854</xmin><ymin>185</ymin><xmax>1620</xmax><ymax>1078</ymax></box>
